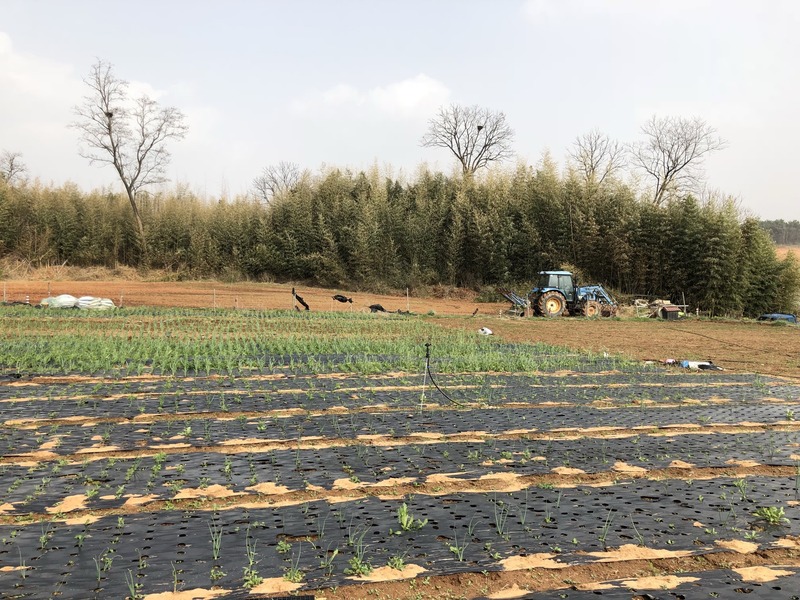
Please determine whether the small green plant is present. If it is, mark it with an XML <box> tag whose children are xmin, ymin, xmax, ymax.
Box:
<box><xmin>210</xmin><ymin>565</ymin><xmax>226</xmax><ymax>583</ymax></box>
<box><xmin>752</xmin><ymin>506</ymin><xmax>789</xmax><ymax>526</ymax></box>
<box><xmin>387</xmin><ymin>552</ymin><xmax>407</xmax><ymax>570</ymax></box>
<box><xmin>125</xmin><ymin>568</ymin><xmax>141</xmax><ymax>600</ymax></box>
<box><xmin>344</xmin><ymin>526</ymin><xmax>372</xmax><ymax>576</ymax></box>
<box><xmin>18</xmin><ymin>548</ymin><xmax>27</xmax><ymax>580</ymax></box>
<box><xmin>733</xmin><ymin>478</ymin><xmax>749</xmax><ymax>501</ymax></box>
<box><xmin>39</xmin><ymin>524</ymin><xmax>52</xmax><ymax>551</ymax></box>
<box><xmin>283</xmin><ymin>547</ymin><xmax>304</xmax><ymax>583</ymax></box>
<box><xmin>599</xmin><ymin>509</ymin><xmax>615</xmax><ymax>548</ymax></box>
<box><xmin>391</xmin><ymin>503</ymin><xmax>428</xmax><ymax>534</ymax></box>
<box><xmin>243</xmin><ymin>526</ymin><xmax>263</xmax><ymax>589</ymax></box>
<box><xmin>629</xmin><ymin>514</ymin><xmax>645</xmax><ymax>546</ymax></box>
<box><xmin>493</xmin><ymin>496</ymin><xmax>510</xmax><ymax>539</ymax></box>
<box><xmin>209</xmin><ymin>519</ymin><xmax>223</xmax><ymax>561</ymax></box>
<box><xmin>449</xmin><ymin>529</ymin><xmax>469</xmax><ymax>561</ymax></box>
<box><xmin>483</xmin><ymin>541</ymin><xmax>500</xmax><ymax>561</ymax></box>
<box><xmin>345</xmin><ymin>555</ymin><xmax>372</xmax><ymax>576</ymax></box>
<box><xmin>319</xmin><ymin>546</ymin><xmax>338</xmax><ymax>576</ymax></box>
<box><xmin>276</xmin><ymin>539</ymin><xmax>292</xmax><ymax>554</ymax></box>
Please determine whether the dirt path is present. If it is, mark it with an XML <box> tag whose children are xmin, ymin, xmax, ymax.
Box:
<box><xmin>3</xmin><ymin>279</ymin><xmax>797</xmax><ymax>377</ymax></box>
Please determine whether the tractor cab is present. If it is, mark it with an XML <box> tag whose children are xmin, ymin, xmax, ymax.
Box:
<box><xmin>534</xmin><ymin>271</ymin><xmax>575</xmax><ymax>302</ymax></box>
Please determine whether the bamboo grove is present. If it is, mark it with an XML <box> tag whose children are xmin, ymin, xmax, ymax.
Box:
<box><xmin>1</xmin><ymin>163</ymin><xmax>798</xmax><ymax>317</ymax></box>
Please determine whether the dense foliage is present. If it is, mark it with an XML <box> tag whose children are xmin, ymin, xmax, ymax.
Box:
<box><xmin>1</xmin><ymin>165</ymin><xmax>797</xmax><ymax>317</ymax></box>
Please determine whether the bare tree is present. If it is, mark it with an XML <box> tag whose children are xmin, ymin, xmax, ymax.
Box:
<box><xmin>420</xmin><ymin>104</ymin><xmax>514</xmax><ymax>175</ymax></box>
<box><xmin>0</xmin><ymin>150</ymin><xmax>28</xmax><ymax>185</ymax></box>
<box><xmin>629</xmin><ymin>115</ymin><xmax>726</xmax><ymax>206</ymax></box>
<box><xmin>253</xmin><ymin>161</ymin><xmax>301</xmax><ymax>203</ymax></box>
<box><xmin>71</xmin><ymin>60</ymin><xmax>188</xmax><ymax>255</ymax></box>
<box><xmin>568</xmin><ymin>129</ymin><xmax>626</xmax><ymax>187</ymax></box>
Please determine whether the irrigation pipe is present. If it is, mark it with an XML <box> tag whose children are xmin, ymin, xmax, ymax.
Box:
<box><xmin>422</xmin><ymin>342</ymin><xmax>465</xmax><ymax>408</ymax></box>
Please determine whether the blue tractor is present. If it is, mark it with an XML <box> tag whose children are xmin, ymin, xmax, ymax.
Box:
<box><xmin>529</xmin><ymin>271</ymin><xmax>618</xmax><ymax>317</ymax></box>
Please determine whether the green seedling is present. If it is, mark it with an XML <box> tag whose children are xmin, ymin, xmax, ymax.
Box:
<box><xmin>752</xmin><ymin>506</ymin><xmax>789</xmax><ymax>526</ymax></box>
<box><xmin>391</xmin><ymin>503</ymin><xmax>428</xmax><ymax>534</ymax></box>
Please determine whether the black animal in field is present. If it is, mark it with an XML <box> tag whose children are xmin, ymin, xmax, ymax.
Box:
<box><xmin>292</xmin><ymin>288</ymin><xmax>310</xmax><ymax>311</ymax></box>
<box><xmin>332</xmin><ymin>294</ymin><xmax>353</xmax><ymax>303</ymax></box>
<box><xmin>368</xmin><ymin>303</ymin><xmax>387</xmax><ymax>313</ymax></box>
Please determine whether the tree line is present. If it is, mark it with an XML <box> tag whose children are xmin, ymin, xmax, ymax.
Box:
<box><xmin>1</xmin><ymin>165</ymin><xmax>797</xmax><ymax>317</ymax></box>
<box><xmin>760</xmin><ymin>219</ymin><xmax>800</xmax><ymax>246</ymax></box>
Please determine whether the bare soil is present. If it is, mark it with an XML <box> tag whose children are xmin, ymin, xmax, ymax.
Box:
<box><xmin>3</xmin><ymin>279</ymin><xmax>797</xmax><ymax>378</ymax></box>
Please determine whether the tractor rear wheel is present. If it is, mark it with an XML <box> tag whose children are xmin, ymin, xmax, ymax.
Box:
<box><xmin>538</xmin><ymin>291</ymin><xmax>565</xmax><ymax>317</ymax></box>
<box><xmin>583</xmin><ymin>300</ymin><xmax>601</xmax><ymax>317</ymax></box>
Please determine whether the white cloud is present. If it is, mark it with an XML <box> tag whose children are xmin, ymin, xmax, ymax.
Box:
<box><xmin>292</xmin><ymin>74</ymin><xmax>450</xmax><ymax>118</ymax></box>
<box><xmin>127</xmin><ymin>79</ymin><xmax>164</xmax><ymax>101</ymax></box>
<box><xmin>0</xmin><ymin>32</ymin><xmax>79</xmax><ymax>100</ymax></box>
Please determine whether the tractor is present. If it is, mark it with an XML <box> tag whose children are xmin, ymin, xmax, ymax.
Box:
<box><xmin>528</xmin><ymin>271</ymin><xmax>618</xmax><ymax>317</ymax></box>
<box><xmin>497</xmin><ymin>271</ymin><xmax>619</xmax><ymax>317</ymax></box>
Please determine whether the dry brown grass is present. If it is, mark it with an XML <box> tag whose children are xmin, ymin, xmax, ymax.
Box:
<box><xmin>776</xmin><ymin>245</ymin><xmax>800</xmax><ymax>260</ymax></box>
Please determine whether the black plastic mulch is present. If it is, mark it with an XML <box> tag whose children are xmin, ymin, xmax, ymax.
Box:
<box><xmin>1</xmin><ymin>477</ymin><xmax>798</xmax><ymax>597</ymax></box>
<box><xmin>510</xmin><ymin>569</ymin><xmax>800</xmax><ymax>599</ymax></box>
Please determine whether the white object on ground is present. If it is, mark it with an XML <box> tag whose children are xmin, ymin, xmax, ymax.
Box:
<box><xmin>39</xmin><ymin>295</ymin><xmax>115</xmax><ymax>310</ymax></box>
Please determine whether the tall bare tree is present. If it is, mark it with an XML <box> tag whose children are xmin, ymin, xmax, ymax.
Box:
<box><xmin>568</xmin><ymin>129</ymin><xmax>625</xmax><ymax>187</ymax></box>
<box><xmin>421</xmin><ymin>104</ymin><xmax>514</xmax><ymax>176</ymax></box>
<box><xmin>253</xmin><ymin>161</ymin><xmax>302</xmax><ymax>203</ymax></box>
<box><xmin>71</xmin><ymin>60</ymin><xmax>188</xmax><ymax>256</ymax></box>
<box><xmin>0</xmin><ymin>150</ymin><xmax>28</xmax><ymax>185</ymax></box>
<box><xmin>629</xmin><ymin>115</ymin><xmax>726</xmax><ymax>206</ymax></box>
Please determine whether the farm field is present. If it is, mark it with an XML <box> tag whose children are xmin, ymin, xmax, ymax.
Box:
<box><xmin>1</xmin><ymin>305</ymin><xmax>800</xmax><ymax>599</ymax></box>
<box><xmin>1</xmin><ymin>278</ymin><xmax>798</xmax><ymax>378</ymax></box>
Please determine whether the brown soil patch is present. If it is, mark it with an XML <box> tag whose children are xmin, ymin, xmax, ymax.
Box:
<box><xmin>715</xmin><ymin>539</ymin><xmax>760</xmax><ymax>554</ymax></box>
<box><xmin>245</xmin><ymin>482</ymin><xmax>292</xmax><ymax>495</ymax></box>
<box><xmin>500</xmin><ymin>553</ymin><xmax>564</xmax><ymax>570</ymax></box>
<box><xmin>586</xmin><ymin>544</ymin><xmax>693</xmax><ymax>562</ymax></box>
<box><xmin>142</xmin><ymin>589</ymin><xmax>230</xmax><ymax>600</ymax></box>
<box><xmin>488</xmin><ymin>583</ymin><xmax>535</xmax><ymax>598</ymax></box>
<box><xmin>353</xmin><ymin>563</ymin><xmax>426</xmax><ymax>582</ymax></box>
<box><xmin>612</xmin><ymin>461</ymin><xmax>648</xmax><ymax>474</ymax></box>
<box><xmin>248</xmin><ymin>578</ymin><xmax>303</xmax><ymax>594</ymax></box>
<box><xmin>551</xmin><ymin>467</ymin><xmax>586</xmax><ymax>475</ymax></box>
<box><xmin>45</xmin><ymin>494</ymin><xmax>87</xmax><ymax>514</ymax></box>
<box><xmin>123</xmin><ymin>494</ymin><xmax>160</xmax><ymax>507</ymax></box>
<box><xmin>733</xmin><ymin>566</ymin><xmax>796</xmax><ymax>582</ymax></box>
<box><xmin>619</xmin><ymin>574</ymin><xmax>700</xmax><ymax>589</ymax></box>
<box><xmin>173</xmin><ymin>484</ymin><xmax>242</xmax><ymax>500</ymax></box>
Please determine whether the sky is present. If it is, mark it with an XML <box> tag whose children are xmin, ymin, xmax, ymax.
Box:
<box><xmin>1</xmin><ymin>0</ymin><xmax>799</xmax><ymax>220</ymax></box>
